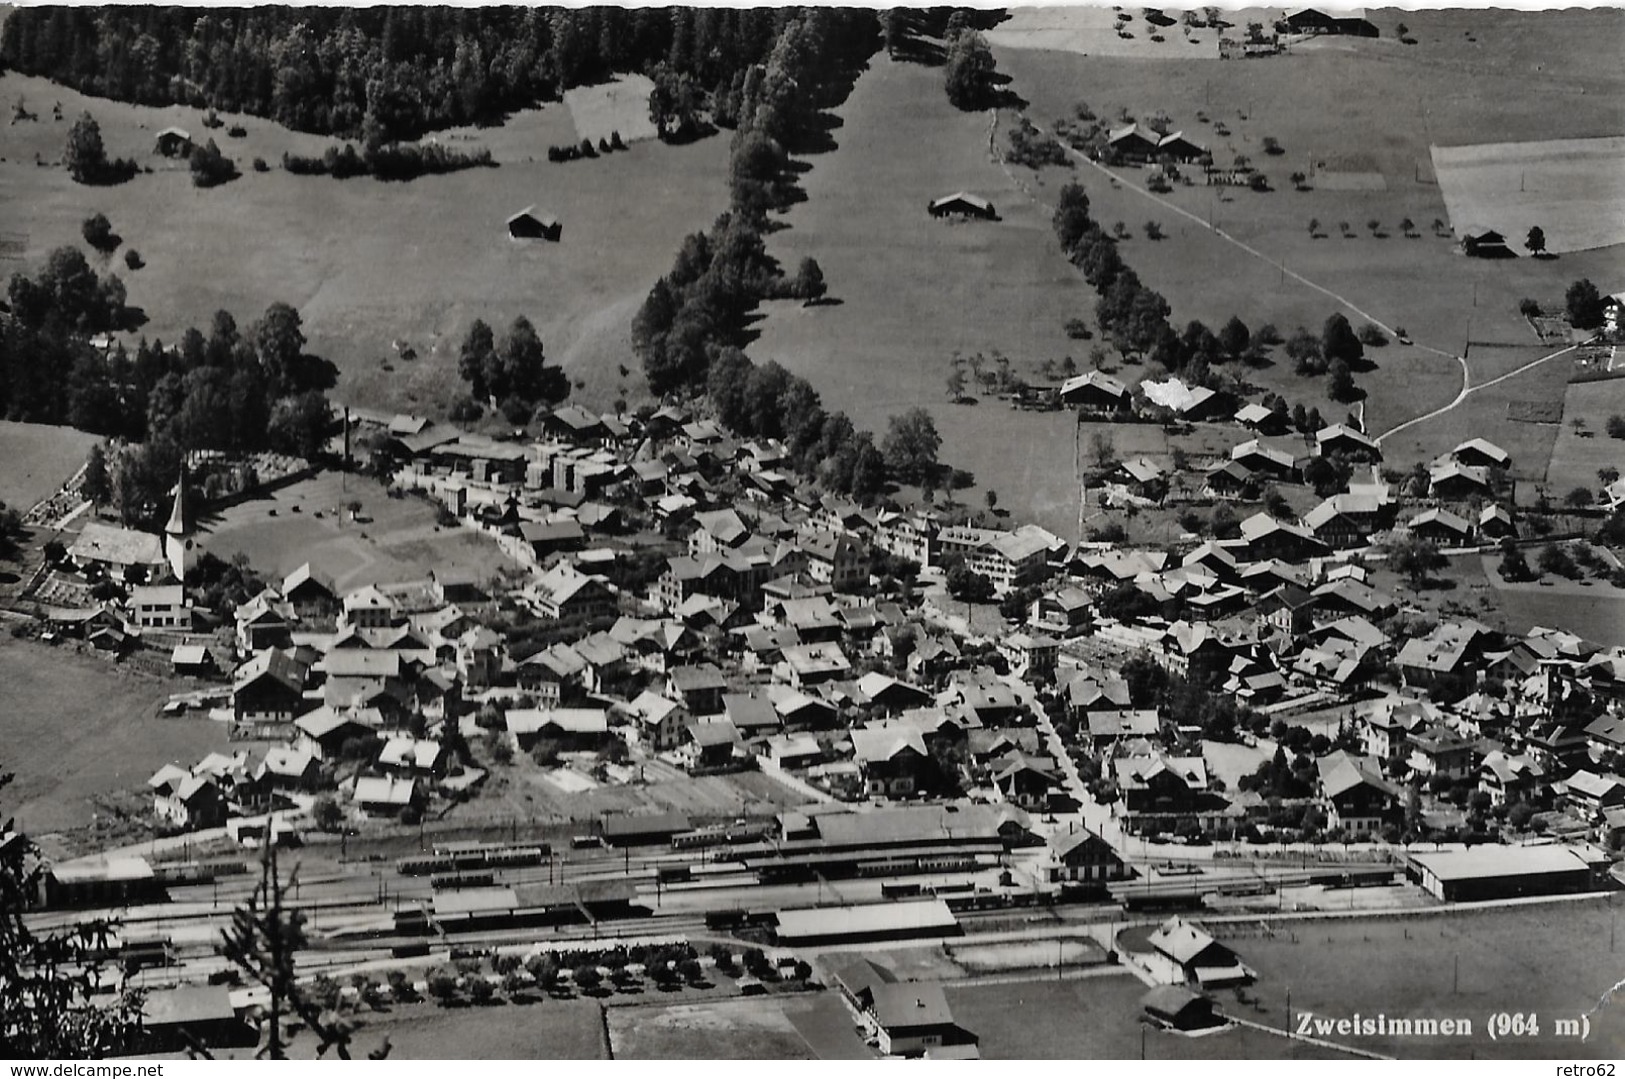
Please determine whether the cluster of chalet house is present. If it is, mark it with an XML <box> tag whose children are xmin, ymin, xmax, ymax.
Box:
<box><xmin>1067</xmin><ymin>614</ymin><xmax>1625</xmax><ymax>842</ymax></box>
<box><xmin>42</xmin><ymin>383</ymin><xmax>1618</xmax><ymax>856</ymax></box>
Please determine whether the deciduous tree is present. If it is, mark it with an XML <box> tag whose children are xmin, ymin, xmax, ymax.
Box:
<box><xmin>882</xmin><ymin>407</ymin><xmax>941</xmax><ymax>485</ymax></box>
<box><xmin>63</xmin><ymin>113</ymin><xmax>108</xmax><ymax>183</ymax></box>
<box><xmin>943</xmin><ymin>30</ymin><xmax>995</xmax><ymax>110</ymax></box>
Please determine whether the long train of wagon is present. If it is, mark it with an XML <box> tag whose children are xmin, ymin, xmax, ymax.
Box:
<box><xmin>395</xmin><ymin>842</ymin><xmax>550</xmax><ymax>877</ymax></box>
<box><xmin>669</xmin><ymin>822</ymin><xmax>776</xmax><ymax>850</ymax></box>
<box><xmin>740</xmin><ymin>841</ymin><xmax>1002</xmax><ymax>884</ymax></box>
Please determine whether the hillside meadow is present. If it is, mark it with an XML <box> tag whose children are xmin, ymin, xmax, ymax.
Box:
<box><xmin>0</xmin><ymin>70</ymin><xmax>730</xmax><ymax>417</ymax></box>
<box><xmin>749</xmin><ymin>54</ymin><xmax>1137</xmax><ymax>534</ymax></box>
<box><xmin>993</xmin><ymin>6</ymin><xmax>1625</xmax><ymax>455</ymax></box>
<box><xmin>0</xmin><ymin>420</ymin><xmax>98</xmax><ymax>510</ymax></box>
<box><xmin>0</xmin><ymin>639</ymin><xmax>231</xmax><ymax>835</ymax></box>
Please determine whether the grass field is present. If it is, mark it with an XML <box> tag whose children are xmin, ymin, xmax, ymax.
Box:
<box><xmin>0</xmin><ymin>420</ymin><xmax>97</xmax><ymax>511</ymax></box>
<box><xmin>985</xmin><ymin>4</ymin><xmax>1232</xmax><ymax>59</ymax></box>
<box><xmin>564</xmin><ymin>75</ymin><xmax>658</xmax><ymax>144</ymax></box>
<box><xmin>0</xmin><ymin>70</ymin><xmax>730</xmax><ymax>416</ymax></box>
<box><xmin>0</xmin><ymin>638</ymin><xmax>231</xmax><ymax>835</ymax></box>
<box><xmin>1229</xmin><ymin>899</ymin><xmax>1625</xmax><ymax>1058</ymax></box>
<box><xmin>1478</xmin><ymin>555</ymin><xmax>1625</xmax><ymax>646</ymax></box>
<box><xmin>749</xmin><ymin>55</ymin><xmax>1106</xmax><ymax>533</ymax></box>
<box><xmin>607</xmin><ymin>992</ymin><xmax>874</xmax><ymax>1060</ymax></box>
<box><xmin>196</xmin><ymin>472</ymin><xmax>513</xmax><ymax>592</ymax></box>
<box><xmin>946</xmin><ymin>972</ymin><xmax>1350</xmax><ymax>1059</ymax></box>
<box><xmin>1377</xmin><ymin>356</ymin><xmax>1571</xmax><ymax>484</ymax></box>
<box><xmin>749</xmin><ymin>54</ymin><xmax>1308</xmax><ymax>534</ymax></box>
<box><xmin>1545</xmin><ymin>378</ymin><xmax>1625</xmax><ymax>497</ymax></box>
<box><xmin>751</xmin><ymin>19</ymin><xmax>1625</xmax><ymax>527</ymax></box>
<box><xmin>1432</xmin><ymin>136</ymin><xmax>1625</xmax><ymax>255</ymax></box>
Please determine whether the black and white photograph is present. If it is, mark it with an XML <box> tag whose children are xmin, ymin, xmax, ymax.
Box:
<box><xmin>0</xmin><ymin>0</ymin><xmax>1623</xmax><ymax>1063</ymax></box>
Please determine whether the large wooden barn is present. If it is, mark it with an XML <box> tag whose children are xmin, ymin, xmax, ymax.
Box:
<box><xmin>927</xmin><ymin>192</ymin><xmax>996</xmax><ymax>220</ymax></box>
<box><xmin>506</xmin><ymin>206</ymin><xmax>562</xmax><ymax>241</ymax></box>
<box><xmin>1282</xmin><ymin>8</ymin><xmax>1379</xmax><ymax>36</ymax></box>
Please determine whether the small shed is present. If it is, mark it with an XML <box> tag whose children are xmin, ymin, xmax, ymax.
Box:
<box><xmin>507</xmin><ymin>206</ymin><xmax>562</xmax><ymax>241</ymax></box>
<box><xmin>1141</xmin><ymin>985</ymin><xmax>1221</xmax><ymax>1031</ymax></box>
<box><xmin>928</xmin><ymin>192</ymin><xmax>996</xmax><ymax>220</ymax></box>
<box><xmin>139</xmin><ymin>985</ymin><xmax>256</xmax><ymax>1053</ymax></box>
<box><xmin>154</xmin><ymin>126</ymin><xmax>193</xmax><ymax>157</ymax></box>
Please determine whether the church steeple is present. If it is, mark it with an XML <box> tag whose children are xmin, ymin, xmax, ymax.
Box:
<box><xmin>165</xmin><ymin>466</ymin><xmax>189</xmax><ymax>537</ymax></box>
<box><xmin>164</xmin><ymin>466</ymin><xmax>193</xmax><ymax>583</ymax></box>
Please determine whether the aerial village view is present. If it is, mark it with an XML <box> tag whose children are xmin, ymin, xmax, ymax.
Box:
<box><xmin>1</xmin><ymin>1</ymin><xmax>1623</xmax><ymax>1064</ymax></box>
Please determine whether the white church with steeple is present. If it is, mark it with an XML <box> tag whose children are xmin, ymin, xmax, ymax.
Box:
<box><xmin>164</xmin><ymin>467</ymin><xmax>195</xmax><ymax>584</ymax></box>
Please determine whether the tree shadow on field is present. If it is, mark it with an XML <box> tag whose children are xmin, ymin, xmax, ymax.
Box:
<box><xmin>891</xmin><ymin>36</ymin><xmax>947</xmax><ymax>66</ymax></box>
<box><xmin>787</xmin><ymin>111</ymin><xmax>843</xmax><ymax>157</ymax></box>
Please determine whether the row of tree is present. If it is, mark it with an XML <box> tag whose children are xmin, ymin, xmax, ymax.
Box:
<box><xmin>282</xmin><ymin>141</ymin><xmax>494</xmax><ymax>182</ymax></box>
<box><xmin>1</xmin><ymin>7</ymin><xmax>803</xmax><ymax>146</ymax></box>
<box><xmin>1051</xmin><ymin>182</ymin><xmax>1191</xmax><ymax>371</ymax></box>
<box><xmin>635</xmin><ymin>10</ymin><xmax>869</xmax><ymax>396</ymax></box>
<box><xmin>633</xmin><ymin>12</ymin><xmax>962</xmax><ymax>506</ymax></box>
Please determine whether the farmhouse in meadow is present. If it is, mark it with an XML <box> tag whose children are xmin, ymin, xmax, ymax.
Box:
<box><xmin>928</xmin><ymin>192</ymin><xmax>996</xmax><ymax>220</ymax></box>
<box><xmin>506</xmin><ymin>206</ymin><xmax>562</xmax><ymax>242</ymax></box>
<box><xmin>1059</xmin><ymin>370</ymin><xmax>1130</xmax><ymax>412</ymax></box>
<box><xmin>153</xmin><ymin>126</ymin><xmax>193</xmax><ymax>156</ymax></box>
<box><xmin>1459</xmin><ymin>226</ymin><xmax>1514</xmax><ymax>259</ymax></box>
<box><xmin>1155</xmin><ymin>132</ymin><xmax>1208</xmax><ymax>164</ymax></box>
<box><xmin>1282</xmin><ymin>8</ymin><xmax>1379</xmax><ymax>37</ymax></box>
<box><xmin>1107</xmin><ymin>123</ymin><xmax>1162</xmax><ymax>162</ymax></box>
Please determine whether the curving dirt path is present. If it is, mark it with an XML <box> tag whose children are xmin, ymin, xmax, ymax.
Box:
<box><xmin>1373</xmin><ymin>343</ymin><xmax>1578</xmax><ymax>444</ymax></box>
